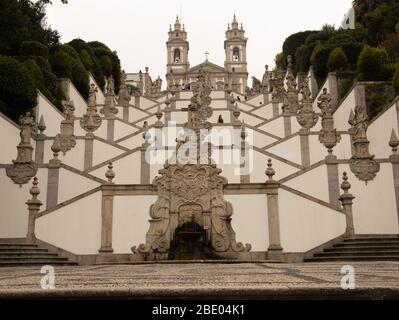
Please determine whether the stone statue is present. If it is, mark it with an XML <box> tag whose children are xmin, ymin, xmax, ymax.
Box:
<box><xmin>81</xmin><ymin>84</ymin><xmax>102</xmax><ymax>133</ymax></box>
<box><xmin>88</xmin><ymin>83</ymin><xmax>98</xmax><ymax>107</ymax></box>
<box><xmin>6</xmin><ymin>112</ymin><xmax>38</xmax><ymax>185</ymax></box>
<box><xmin>349</xmin><ymin>105</ymin><xmax>368</xmax><ymax>141</ymax></box>
<box><xmin>18</xmin><ymin>112</ymin><xmax>37</xmax><ymax>145</ymax></box>
<box><xmin>106</xmin><ymin>75</ymin><xmax>115</xmax><ymax>96</ymax></box>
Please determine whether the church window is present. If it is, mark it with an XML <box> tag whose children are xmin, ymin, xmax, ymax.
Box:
<box><xmin>232</xmin><ymin>47</ymin><xmax>240</xmax><ymax>62</ymax></box>
<box><xmin>174</xmin><ymin>48</ymin><xmax>181</xmax><ymax>63</ymax></box>
<box><xmin>176</xmin><ymin>32</ymin><xmax>179</xmax><ymax>37</ymax></box>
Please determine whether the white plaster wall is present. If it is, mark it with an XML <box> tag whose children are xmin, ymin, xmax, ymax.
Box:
<box><xmin>57</xmin><ymin>168</ymin><xmax>100</xmax><ymax>204</ymax></box>
<box><xmin>259</xmin><ymin>117</ymin><xmax>285</xmax><ymax>138</ymax></box>
<box><xmin>247</xmin><ymin>95</ymin><xmax>264</xmax><ymax>107</ymax></box>
<box><xmin>92</xmin><ymin>140</ymin><xmax>124</xmax><ymax>167</ymax></box>
<box><xmin>368</xmin><ymin>104</ymin><xmax>398</xmax><ymax>159</ymax></box>
<box><xmin>251</xmin><ymin>152</ymin><xmax>298</xmax><ymax>182</ymax></box>
<box><xmin>226</xmin><ymin>194</ymin><xmax>269</xmax><ymax>251</ymax></box>
<box><xmin>36</xmin><ymin>93</ymin><xmax>63</xmax><ymax>136</ymax></box>
<box><xmin>334</xmin><ymin>134</ymin><xmax>352</xmax><ymax>160</ymax></box>
<box><xmin>118</xmin><ymin>133</ymin><xmax>143</xmax><ymax>150</ymax></box>
<box><xmin>170</xmin><ymin>111</ymin><xmax>188</xmax><ymax>125</ymax></box>
<box><xmin>114</xmin><ymin>120</ymin><xmax>137</xmax><ymax>141</ymax></box>
<box><xmin>67</xmin><ymin>81</ymin><xmax>88</xmax><ymax>117</ymax></box>
<box><xmin>284</xmin><ymin>164</ymin><xmax>330</xmax><ymax>203</ymax></box>
<box><xmin>35</xmin><ymin>191</ymin><xmax>102</xmax><ymax>254</ymax></box>
<box><xmin>236</xmin><ymin>102</ymin><xmax>253</xmax><ymax>112</ymax></box>
<box><xmin>334</xmin><ymin>89</ymin><xmax>355</xmax><ymax>131</ymax></box>
<box><xmin>211</xmin><ymin>100</ymin><xmax>228</xmax><ymax>109</ymax></box>
<box><xmin>0</xmin><ymin>114</ymin><xmax>19</xmax><ymax>164</ymax></box>
<box><xmin>279</xmin><ymin>189</ymin><xmax>346</xmax><ymax>252</ymax></box>
<box><xmin>129</xmin><ymin>108</ymin><xmax>149</xmax><ymax>123</ymax></box>
<box><xmin>140</xmin><ymin>97</ymin><xmax>157</xmax><ymax>109</ymax></box>
<box><xmin>112</xmin><ymin>195</ymin><xmax>156</xmax><ymax>254</ymax></box>
<box><xmin>253</xmin><ymin>130</ymin><xmax>277</xmax><ymax>149</ymax></box>
<box><xmin>308</xmin><ymin>134</ymin><xmax>327</xmax><ymax>164</ymax></box>
<box><xmin>0</xmin><ymin>168</ymin><xmax>48</xmax><ymax>238</ymax></box>
<box><xmin>252</xmin><ymin>104</ymin><xmax>273</xmax><ymax>120</ymax></box>
<box><xmin>267</xmin><ymin>135</ymin><xmax>301</xmax><ymax>165</ymax></box>
<box><xmin>339</xmin><ymin>163</ymin><xmax>399</xmax><ymax>234</ymax></box>
<box><xmin>210</xmin><ymin>91</ymin><xmax>224</xmax><ymax>99</ymax></box>
<box><xmin>239</xmin><ymin>113</ymin><xmax>263</xmax><ymax>127</ymax></box>
<box><xmin>42</xmin><ymin>139</ymin><xmax>85</xmax><ymax>170</ymax></box>
<box><xmin>90</xmin><ymin>151</ymin><xmax>141</xmax><ymax>184</ymax></box>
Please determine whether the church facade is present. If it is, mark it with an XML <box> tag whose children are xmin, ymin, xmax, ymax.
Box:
<box><xmin>166</xmin><ymin>15</ymin><xmax>248</xmax><ymax>94</ymax></box>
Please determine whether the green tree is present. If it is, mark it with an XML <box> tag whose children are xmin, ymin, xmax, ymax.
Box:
<box><xmin>274</xmin><ymin>52</ymin><xmax>285</xmax><ymax>70</ymax></box>
<box><xmin>310</xmin><ymin>44</ymin><xmax>333</xmax><ymax>81</ymax></box>
<box><xmin>357</xmin><ymin>46</ymin><xmax>390</xmax><ymax>81</ymax></box>
<box><xmin>282</xmin><ymin>31</ymin><xmax>316</xmax><ymax>62</ymax></box>
<box><xmin>0</xmin><ymin>55</ymin><xmax>37</xmax><ymax>121</ymax></box>
<box><xmin>393</xmin><ymin>66</ymin><xmax>399</xmax><ymax>95</ymax></box>
<box><xmin>327</xmin><ymin>47</ymin><xmax>348</xmax><ymax>72</ymax></box>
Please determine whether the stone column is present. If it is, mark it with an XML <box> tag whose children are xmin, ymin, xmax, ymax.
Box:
<box><xmin>299</xmin><ymin>129</ymin><xmax>310</xmax><ymax>167</ymax></box>
<box><xmin>326</xmin><ymin>154</ymin><xmax>341</xmax><ymax>208</ymax></box>
<box><xmin>123</xmin><ymin>105</ymin><xmax>129</xmax><ymax>122</ymax></box>
<box><xmin>265</xmin><ymin>159</ymin><xmax>283</xmax><ymax>261</ymax></box>
<box><xmin>240</xmin><ymin>124</ymin><xmax>250</xmax><ymax>183</ymax></box>
<box><xmin>272</xmin><ymin>101</ymin><xmax>279</xmax><ymax>118</ymax></box>
<box><xmin>99</xmin><ymin>163</ymin><xmax>115</xmax><ymax>254</ymax></box>
<box><xmin>263</xmin><ymin>92</ymin><xmax>269</xmax><ymax>106</ymax></box>
<box><xmin>134</xmin><ymin>93</ymin><xmax>140</xmax><ymax>108</ymax></box>
<box><xmin>141</xmin><ymin>141</ymin><xmax>150</xmax><ymax>184</ymax></box>
<box><xmin>84</xmin><ymin>133</ymin><xmax>94</xmax><ymax>171</ymax></box>
<box><xmin>283</xmin><ymin>114</ymin><xmax>291</xmax><ymax>137</ymax></box>
<box><xmin>107</xmin><ymin>114</ymin><xmax>115</xmax><ymax>142</ymax></box>
<box><xmin>46</xmin><ymin>138</ymin><xmax>62</xmax><ymax>209</ymax></box>
<box><xmin>328</xmin><ymin>73</ymin><xmax>339</xmax><ymax>112</ymax></box>
<box><xmin>389</xmin><ymin>130</ymin><xmax>399</xmax><ymax>226</ymax></box>
<box><xmin>26</xmin><ymin>177</ymin><xmax>42</xmax><ymax>244</ymax></box>
<box><xmin>339</xmin><ymin>172</ymin><xmax>355</xmax><ymax>237</ymax></box>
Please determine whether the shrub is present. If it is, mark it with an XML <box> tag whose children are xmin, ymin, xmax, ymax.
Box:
<box><xmin>0</xmin><ymin>55</ymin><xmax>37</xmax><ymax>121</ymax></box>
<box><xmin>357</xmin><ymin>46</ymin><xmax>391</xmax><ymax>81</ymax></box>
<box><xmin>327</xmin><ymin>47</ymin><xmax>348</xmax><ymax>72</ymax></box>
<box><xmin>50</xmin><ymin>49</ymin><xmax>72</xmax><ymax>78</ymax></box>
<box><xmin>282</xmin><ymin>31</ymin><xmax>316</xmax><ymax>61</ymax></box>
<box><xmin>310</xmin><ymin>44</ymin><xmax>333</xmax><ymax>82</ymax></box>
<box><xmin>393</xmin><ymin>67</ymin><xmax>399</xmax><ymax>95</ymax></box>
<box><xmin>19</xmin><ymin>41</ymin><xmax>49</xmax><ymax>59</ymax></box>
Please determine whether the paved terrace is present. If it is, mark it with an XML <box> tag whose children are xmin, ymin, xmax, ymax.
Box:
<box><xmin>0</xmin><ymin>262</ymin><xmax>398</xmax><ymax>299</ymax></box>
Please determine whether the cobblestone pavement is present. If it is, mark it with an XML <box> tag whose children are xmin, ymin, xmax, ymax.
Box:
<box><xmin>0</xmin><ymin>262</ymin><xmax>398</xmax><ymax>298</ymax></box>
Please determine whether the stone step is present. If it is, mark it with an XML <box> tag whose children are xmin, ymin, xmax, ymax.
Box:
<box><xmin>325</xmin><ymin>246</ymin><xmax>399</xmax><ymax>252</ymax></box>
<box><xmin>0</xmin><ymin>261</ymin><xmax>77</xmax><ymax>267</ymax></box>
<box><xmin>0</xmin><ymin>247</ymin><xmax>49</xmax><ymax>253</ymax></box>
<box><xmin>0</xmin><ymin>252</ymin><xmax>58</xmax><ymax>257</ymax></box>
<box><xmin>0</xmin><ymin>256</ymin><xmax>68</xmax><ymax>262</ymax></box>
<box><xmin>0</xmin><ymin>243</ymin><xmax>38</xmax><ymax>248</ymax></box>
<box><xmin>304</xmin><ymin>255</ymin><xmax>399</xmax><ymax>262</ymax></box>
<box><xmin>334</xmin><ymin>241</ymin><xmax>399</xmax><ymax>247</ymax></box>
<box><xmin>343</xmin><ymin>237</ymin><xmax>399</xmax><ymax>243</ymax></box>
<box><xmin>315</xmin><ymin>251</ymin><xmax>399</xmax><ymax>257</ymax></box>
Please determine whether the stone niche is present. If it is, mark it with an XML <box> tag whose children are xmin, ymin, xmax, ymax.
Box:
<box><xmin>132</xmin><ymin>163</ymin><xmax>251</xmax><ymax>261</ymax></box>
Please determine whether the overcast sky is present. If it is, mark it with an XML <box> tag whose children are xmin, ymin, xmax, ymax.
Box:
<box><xmin>45</xmin><ymin>0</ymin><xmax>353</xmax><ymax>81</ymax></box>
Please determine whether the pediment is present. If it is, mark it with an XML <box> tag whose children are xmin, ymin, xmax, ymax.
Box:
<box><xmin>187</xmin><ymin>61</ymin><xmax>226</xmax><ymax>74</ymax></box>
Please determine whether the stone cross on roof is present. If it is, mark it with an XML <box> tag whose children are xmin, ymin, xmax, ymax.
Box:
<box><xmin>204</xmin><ymin>51</ymin><xmax>210</xmax><ymax>61</ymax></box>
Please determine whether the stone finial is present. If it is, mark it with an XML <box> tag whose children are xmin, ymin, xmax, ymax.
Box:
<box><xmin>155</xmin><ymin>106</ymin><xmax>164</xmax><ymax>128</ymax></box>
<box><xmin>81</xmin><ymin>84</ymin><xmax>102</xmax><ymax>133</ymax></box>
<box><xmin>38</xmin><ymin>115</ymin><xmax>46</xmax><ymax>134</ymax></box>
<box><xmin>340</xmin><ymin>172</ymin><xmax>351</xmax><ymax>194</ymax></box>
<box><xmin>50</xmin><ymin>135</ymin><xmax>62</xmax><ymax>164</ymax></box>
<box><xmin>105</xmin><ymin>162</ymin><xmax>115</xmax><ymax>184</ymax></box>
<box><xmin>29</xmin><ymin>177</ymin><xmax>41</xmax><ymax>201</ymax></box>
<box><xmin>232</xmin><ymin>103</ymin><xmax>241</xmax><ymax>127</ymax></box>
<box><xmin>265</xmin><ymin>159</ymin><xmax>275</xmax><ymax>181</ymax></box>
<box><xmin>389</xmin><ymin>129</ymin><xmax>399</xmax><ymax>153</ymax></box>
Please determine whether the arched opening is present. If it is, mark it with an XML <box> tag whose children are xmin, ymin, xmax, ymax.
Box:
<box><xmin>232</xmin><ymin>47</ymin><xmax>240</xmax><ymax>62</ymax></box>
<box><xmin>174</xmin><ymin>48</ymin><xmax>181</xmax><ymax>63</ymax></box>
<box><xmin>168</xmin><ymin>221</ymin><xmax>213</xmax><ymax>260</ymax></box>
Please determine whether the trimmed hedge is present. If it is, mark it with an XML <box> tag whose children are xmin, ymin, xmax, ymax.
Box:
<box><xmin>19</xmin><ymin>41</ymin><xmax>49</xmax><ymax>59</ymax></box>
<box><xmin>327</xmin><ymin>47</ymin><xmax>348</xmax><ymax>72</ymax></box>
<box><xmin>0</xmin><ymin>55</ymin><xmax>37</xmax><ymax>121</ymax></box>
